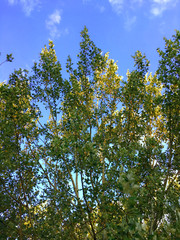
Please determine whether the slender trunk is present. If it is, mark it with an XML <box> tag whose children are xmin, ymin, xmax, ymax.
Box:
<box><xmin>19</xmin><ymin>185</ymin><xmax>23</xmax><ymax>240</ymax></box>
<box><xmin>149</xmin><ymin>200</ymin><xmax>154</xmax><ymax>235</ymax></box>
<box><xmin>19</xmin><ymin>173</ymin><xmax>37</xmax><ymax>240</ymax></box>
<box><xmin>164</xmin><ymin>109</ymin><xmax>173</xmax><ymax>190</ymax></box>
<box><xmin>75</xmin><ymin>149</ymin><xmax>79</xmax><ymax>199</ymax></box>
<box><xmin>81</xmin><ymin>170</ymin><xmax>97</xmax><ymax>240</ymax></box>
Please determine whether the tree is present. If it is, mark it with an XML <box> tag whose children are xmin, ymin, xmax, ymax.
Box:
<box><xmin>0</xmin><ymin>69</ymin><xmax>39</xmax><ymax>239</ymax></box>
<box><xmin>0</xmin><ymin>27</ymin><xmax>179</xmax><ymax>239</ymax></box>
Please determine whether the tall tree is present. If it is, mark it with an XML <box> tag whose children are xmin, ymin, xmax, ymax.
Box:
<box><xmin>0</xmin><ymin>69</ymin><xmax>39</xmax><ymax>239</ymax></box>
<box><xmin>0</xmin><ymin>27</ymin><xmax>179</xmax><ymax>239</ymax></box>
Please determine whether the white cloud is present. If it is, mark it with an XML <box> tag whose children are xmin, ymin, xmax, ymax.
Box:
<box><xmin>8</xmin><ymin>0</ymin><xmax>40</xmax><ymax>16</ymax></box>
<box><xmin>108</xmin><ymin>0</ymin><xmax>178</xmax><ymax>17</ymax></box>
<box><xmin>109</xmin><ymin>0</ymin><xmax>144</xmax><ymax>14</ymax></box>
<box><xmin>21</xmin><ymin>0</ymin><xmax>40</xmax><ymax>16</ymax></box>
<box><xmin>109</xmin><ymin>0</ymin><xmax>124</xmax><ymax>14</ymax></box>
<box><xmin>151</xmin><ymin>6</ymin><xmax>163</xmax><ymax>16</ymax></box>
<box><xmin>108</xmin><ymin>0</ymin><xmax>139</xmax><ymax>31</ymax></box>
<box><xmin>150</xmin><ymin>0</ymin><xmax>178</xmax><ymax>16</ymax></box>
<box><xmin>46</xmin><ymin>10</ymin><xmax>62</xmax><ymax>39</ymax></box>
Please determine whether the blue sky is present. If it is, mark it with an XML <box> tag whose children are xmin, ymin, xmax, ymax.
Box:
<box><xmin>0</xmin><ymin>0</ymin><xmax>180</xmax><ymax>82</ymax></box>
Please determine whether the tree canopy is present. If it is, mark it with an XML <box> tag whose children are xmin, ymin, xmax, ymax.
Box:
<box><xmin>0</xmin><ymin>27</ymin><xmax>179</xmax><ymax>240</ymax></box>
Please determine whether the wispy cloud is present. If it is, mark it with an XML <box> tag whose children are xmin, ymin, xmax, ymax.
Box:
<box><xmin>8</xmin><ymin>0</ymin><xmax>40</xmax><ymax>16</ymax></box>
<box><xmin>46</xmin><ymin>10</ymin><xmax>62</xmax><ymax>39</ymax></box>
<box><xmin>150</xmin><ymin>0</ymin><xmax>178</xmax><ymax>16</ymax></box>
<box><xmin>109</xmin><ymin>0</ymin><xmax>144</xmax><ymax>14</ymax></box>
<box><xmin>109</xmin><ymin>0</ymin><xmax>138</xmax><ymax>31</ymax></box>
<box><xmin>130</xmin><ymin>0</ymin><xmax>144</xmax><ymax>8</ymax></box>
<box><xmin>82</xmin><ymin>0</ymin><xmax>91</xmax><ymax>3</ymax></box>
<box><xmin>109</xmin><ymin>0</ymin><xmax>124</xmax><ymax>14</ymax></box>
<box><xmin>98</xmin><ymin>5</ymin><xmax>106</xmax><ymax>13</ymax></box>
<box><xmin>108</xmin><ymin>0</ymin><xmax>178</xmax><ymax>17</ymax></box>
<box><xmin>131</xmin><ymin>0</ymin><xmax>143</xmax><ymax>4</ymax></box>
<box><xmin>124</xmin><ymin>15</ymin><xmax>137</xmax><ymax>31</ymax></box>
<box><xmin>82</xmin><ymin>0</ymin><xmax>105</xmax><ymax>13</ymax></box>
<box><xmin>8</xmin><ymin>0</ymin><xmax>16</xmax><ymax>4</ymax></box>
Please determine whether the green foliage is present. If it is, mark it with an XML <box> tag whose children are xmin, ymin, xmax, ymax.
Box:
<box><xmin>0</xmin><ymin>27</ymin><xmax>179</xmax><ymax>239</ymax></box>
<box><xmin>6</xmin><ymin>53</ymin><xmax>14</xmax><ymax>63</ymax></box>
<box><xmin>0</xmin><ymin>52</ymin><xmax>14</xmax><ymax>66</ymax></box>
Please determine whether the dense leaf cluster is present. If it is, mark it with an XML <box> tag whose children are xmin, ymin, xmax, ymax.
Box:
<box><xmin>0</xmin><ymin>27</ymin><xmax>179</xmax><ymax>239</ymax></box>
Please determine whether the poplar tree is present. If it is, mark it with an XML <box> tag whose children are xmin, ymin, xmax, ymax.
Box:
<box><xmin>0</xmin><ymin>28</ymin><xmax>179</xmax><ymax>239</ymax></box>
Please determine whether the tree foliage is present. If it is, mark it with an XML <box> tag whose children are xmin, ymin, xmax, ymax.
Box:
<box><xmin>0</xmin><ymin>53</ymin><xmax>14</xmax><ymax>66</ymax></box>
<box><xmin>0</xmin><ymin>27</ymin><xmax>179</xmax><ymax>239</ymax></box>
